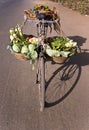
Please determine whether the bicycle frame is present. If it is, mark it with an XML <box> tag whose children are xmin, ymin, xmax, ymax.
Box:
<box><xmin>23</xmin><ymin>17</ymin><xmax>55</xmax><ymax>111</ymax></box>
<box><xmin>36</xmin><ymin>20</ymin><xmax>48</xmax><ymax>111</ymax></box>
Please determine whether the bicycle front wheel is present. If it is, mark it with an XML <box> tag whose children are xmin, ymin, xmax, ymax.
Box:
<box><xmin>38</xmin><ymin>56</ymin><xmax>45</xmax><ymax>111</ymax></box>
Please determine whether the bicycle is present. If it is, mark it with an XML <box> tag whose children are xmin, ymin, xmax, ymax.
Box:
<box><xmin>23</xmin><ymin>15</ymin><xmax>57</xmax><ymax>111</ymax></box>
<box><xmin>7</xmin><ymin>6</ymin><xmax>78</xmax><ymax>112</ymax></box>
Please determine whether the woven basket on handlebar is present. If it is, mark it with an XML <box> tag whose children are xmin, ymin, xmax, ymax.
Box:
<box><xmin>11</xmin><ymin>34</ymin><xmax>35</xmax><ymax>61</ymax></box>
<box><xmin>13</xmin><ymin>52</ymin><xmax>29</xmax><ymax>61</ymax></box>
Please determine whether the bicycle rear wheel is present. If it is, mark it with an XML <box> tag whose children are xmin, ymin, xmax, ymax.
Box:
<box><xmin>38</xmin><ymin>56</ymin><xmax>45</xmax><ymax>111</ymax></box>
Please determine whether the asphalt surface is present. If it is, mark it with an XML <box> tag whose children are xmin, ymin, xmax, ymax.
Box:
<box><xmin>0</xmin><ymin>0</ymin><xmax>89</xmax><ymax>130</ymax></box>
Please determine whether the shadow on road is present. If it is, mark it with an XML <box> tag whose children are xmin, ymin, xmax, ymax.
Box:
<box><xmin>68</xmin><ymin>35</ymin><xmax>87</xmax><ymax>47</ymax></box>
<box><xmin>45</xmin><ymin>35</ymin><xmax>89</xmax><ymax>108</ymax></box>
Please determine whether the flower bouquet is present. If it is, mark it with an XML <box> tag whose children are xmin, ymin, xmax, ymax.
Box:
<box><xmin>45</xmin><ymin>36</ymin><xmax>77</xmax><ymax>63</ymax></box>
<box><xmin>7</xmin><ymin>24</ymin><xmax>39</xmax><ymax>64</ymax></box>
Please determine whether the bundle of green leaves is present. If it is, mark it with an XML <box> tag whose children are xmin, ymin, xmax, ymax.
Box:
<box><xmin>46</xmin><ymin>36</ymin><xmax>77</xmax><ymax>57</ymax></box>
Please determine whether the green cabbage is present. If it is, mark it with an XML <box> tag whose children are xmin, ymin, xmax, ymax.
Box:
<box><xmin>28</xmin><ymin>44</ymin><xmax>35</xmax><ymax>52</ymax></box>
<box><xmin>46</xmin><ymin>45</ymin><xmax>61</xmax><ymax>57</ymax></box>
<box><xmin>12</xmin><ymin>44</ymin><xmax>21</xmax><ymax>53</ymax></box>
<box><xmin>30</xmin><ymin>51</ymin><xmax>38</xmax><ymax>60</ymax></box>
<box><xmin>21</xmin><ymin>45</ymin><xmax>29</xmax><ymax>54</ymax></box>
<box><xmin>60</xmin><ymin>51</ymin><xmax>70</xmax><ymax>57</ymax></box>
<box><xmin>46</xmin><ymin>49</ymin><xmax>60</xmax><ymax>57</ymax></box>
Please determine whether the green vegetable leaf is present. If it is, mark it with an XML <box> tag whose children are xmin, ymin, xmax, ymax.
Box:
<box><xmin>46</xmin><ymin>48</ymin><xmax>60</xmax><ymax>57</ymax></box>
<box><xmin>30</xmin><ymin>51</ymin><xmax>38</xmax><ymax>60</ymax></box>
<box><xmin>12</xmin><ymin>44</ymin><xmax>21</xmax><ymax>53</ymax></box>
<box><xmin>21</xmin><ymin>45</ymin><xmax>29</xmax><ymax>54</ymax></box>
<box><xmin>28</xmin><ymin>44</ymin><xmax>36</xmax><ymax>52</ymax></box>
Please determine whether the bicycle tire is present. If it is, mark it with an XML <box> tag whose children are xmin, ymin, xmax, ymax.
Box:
<box><xmin>39</xmin><ymin>56</ymin><xmax>45</xmax><ymax>111</ymax></box>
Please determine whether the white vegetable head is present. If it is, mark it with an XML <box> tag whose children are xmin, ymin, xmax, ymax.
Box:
<box><xmin>12</xmin><ymin>44</ymin><xmax>21</xmax><ymax>53</ymax></box>
<box><xmin>21</xmin><ymin>45</ymin><xmax>29</xmax><ymax>54</ymax></box>
<box><xmin>9</xmin><ymin>28</ymin><xmax>15</xmax><ymax>35</ymax></box>
<box><xmin>28</xmin><ymin>44</ymin><xmax>35</xmax><ymax>52</ymax></box>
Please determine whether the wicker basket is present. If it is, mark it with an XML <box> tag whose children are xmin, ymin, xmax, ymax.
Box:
<box><xmin>13</xmin><ymin>52</ymin><xmax>29</xmax><ymax>61</ymax></box>
<box><xmin>52</xmin><ymin>56</ymin><xmax>68</xmax><ymax>64</ymax></box>
<box><xmin>24</xmin><ymin>9</ymin><xmax>37</xmax><ymax>20</ymax></box>
<box><xmin>10</xmin><ymin>34</ymin><xmax>35</xmax><ymax>61</ymax></box>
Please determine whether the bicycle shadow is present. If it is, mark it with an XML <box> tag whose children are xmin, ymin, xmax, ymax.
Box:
<box><xmin>45</xmin><ymin>36</ymin><xmax>89</xmax><ymax>108</ymax></box>
<box><xmin>68</xmin><ymin>35</ymin><xmax>87</xmax><ymax>47</ymax></box>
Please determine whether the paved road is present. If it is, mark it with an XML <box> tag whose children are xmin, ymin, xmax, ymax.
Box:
<box><xmin>0</xmin><ymin>0</ymin><xmax>89</xmax><ymax>130</ymax></box>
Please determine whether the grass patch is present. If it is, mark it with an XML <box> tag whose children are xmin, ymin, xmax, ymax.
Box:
<box><xmin>53</xmin><ymin>0</ymin><xmax>89</xmax><ymax>15</ymax></box>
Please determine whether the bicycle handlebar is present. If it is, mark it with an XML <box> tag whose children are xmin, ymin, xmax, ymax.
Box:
<box><xmin>24</xmin><ymin>15</ymin><xmax>56</xmax><ymax>24</ymax></box>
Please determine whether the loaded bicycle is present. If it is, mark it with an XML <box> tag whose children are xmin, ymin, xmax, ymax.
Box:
<box><xmin>23</xmin><ymin>18</ymin><xmax>58</xmax><ymax>112</ymax></box>
<box><xmin>23</xmin><ymin>5</ymin><xmax>62</xmax><ymax>111</ymax></box>
<box><xmin>7</xmin><ymin>4</ymin><xmax>77</xmax><ymax>112</ymax></box>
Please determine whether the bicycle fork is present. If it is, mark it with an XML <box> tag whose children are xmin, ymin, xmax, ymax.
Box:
<box><xmin>36</xmin><ymin>45</ymin><xmax>45</xmax><ymax>84</ymax></box>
